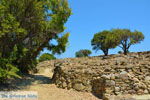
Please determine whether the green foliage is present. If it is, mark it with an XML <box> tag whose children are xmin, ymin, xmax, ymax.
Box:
<box><xmin>75</xmin><ymin>49</ymin><xmax>92</xmax><ymax>57</ymax></box>
<box><xmin>91</xmin><ymin>30</ymin><xmax>119</xmax><ymax>56</ymax></box>
<box><xmin>38</xmin><ymin>53</ymin><xmax>56</xmax><ymax>62</ymax></box>
<box><xmin>50</xmin><ymin>33</ymin><xmax>70</xmax><ymax>55</ymax></box>
<box><xmin>118</xmin><ymin>51</ymin><xmax>123</xmax><ymax>54</ymax></box>
<box><xmin>112</xmin><ymin>29</ymin><xmax>144</xmax><ymax>55</ymax></box>
<box><xmin>0</xmin><ymin>0</ymin><xmax>71</xmax><ymax>74</ymax></box>
<box><xmin>0</xmin><ymin>58</ymin><xmax>20</xmax><ymax>84</ymax></box>
<box><xmin>91</xmin><ymin>29</ymin><xmax>144</xmax><ymax>56</ymax></box>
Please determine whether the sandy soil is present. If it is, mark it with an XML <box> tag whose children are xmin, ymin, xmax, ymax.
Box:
<box><xmin>25</xmin><ymin>84</ymin><xmax>100</xmax><ymax>100</ymax></box>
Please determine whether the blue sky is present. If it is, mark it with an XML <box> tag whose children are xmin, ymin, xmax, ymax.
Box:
<box><xmin>44</xmin><ymin>0</ymin><xmax>150</xmax><ymax>58</ymax></box>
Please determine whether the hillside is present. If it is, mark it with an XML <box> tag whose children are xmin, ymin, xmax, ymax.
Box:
<box><xmin>1</xmin><ymin>51</ymin><xmax>149</xmax><ymax>100</ymax></box>
<box><xmin>50</xmin><ymin>51</ymin><xmax>150</xmax><ymax>100</ymax></box>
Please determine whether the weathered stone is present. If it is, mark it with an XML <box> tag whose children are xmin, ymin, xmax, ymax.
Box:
<box><xmin>144</xmin><ymin>89</ymin><xmax>149</xmax><ymax>94</ymax></box>
<box><xmin>115</xmin><ymin>92</ymin><xmax>121</xmax><ymax>95</ymax></box>
<box><xmin>102</xmin><ymin>74</ymin><xmax>111</xmax><ymax>79</ymax></box>
<box><xmin>137</xmin><ymin>89</ymin><xmax>144</xmax><ymax>94</ymax></box>
<box><xmin>67</xmin><ymin>83</ymin><xmax>72</xmax><ymax>89</ymax></box>
<box><xmin>84</xmin><ymin>85</ymin><xmax>92</xmax><ymax>92</ymax></box>
<box><xmin>128</xmin><ymin>90</ymin><xmax>136</xmax><ymax>94</ymax></box>
<box><xmin>62</xmin><ymin>82</ymin><xmax>67</xmax><ymax>88</ymax></box>
<box><xmin>110</xmin><ymin>74</ymin><xmax>115</xmax><ymax>80</ymax></box>
<box><xmin>47</xmin><ymin>51</ymin><xmax>150</xmax><ymax>99</ymax></box>
<box><xmin>115</xmin><ymin>87</ymin><xmax>120</xmax><ymax>92</ymax></box>
<box><xmin>106</xmin><ymin>80</ymin><xmax>116</xmax><ymax>86</ymax></box>
<box><xmin>132</xmin><ymin>77</ymin><xmax>139</xmax><ymax>82</ymax></box>
<box><xmin>105</xmin><ymin>89</ymin><xmax>113</xmax><ymax>94</ymax></box>
<box><xmin>120</xmin><ymin>71</ymin><xmax>128</xmax><ymax>75</ymax></box>
<box><xmin>145</xmin><ymin>76</ymin><xmax>150</xmax><ymax>81</ymax></box>
<box><xmin>73</xmin><ymin>83</ymin><xmax>85</xmax><ymax>91</ymax></box>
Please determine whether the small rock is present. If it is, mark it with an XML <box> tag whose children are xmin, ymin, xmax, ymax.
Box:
<box><xmin>110</xmin><ymin>74</ymin><xmax>115</xmax><ymax>80</ymax></box>
<box><xmin>133</xmin><ymin>78</ymin><xmax>139</xmax><ymax>83</ymax></box>
<box><xmin>115</xmin><ymin>92</ymin><xmax>120</xmax><ymax>95</ymax></box>
<box><xmin>115</xmin><ymin>87</ymin><xmax>120</xmax><ymax>92</ymax></box>
<box><xmin>62</xmin><ymin>82</ymin><xmax>67</xmax><ymax>88</ymax></box>
<box><xmin>145</xmin><ymin>76</ymin><xmax>150</xmax><ymax>81</ymax></box>
<box><xmin>73</xmin><ymin>83</ymin><xmax>85</xmax><ymax>91</ymax></box>
<box><xmin>120</xmin><ymin>71</ymin><xmax>128</xmax><ymax>75</ymax></box>
<box><xmin>144</xmin><ymin>89</ymin><xmax>149</xmax><ymax>94</ymax></box>
<box><xmin>137</xmin><ymin>89</ymin><xmax>144</xmax><ymax>94</ymax></box>
<box><xmin>102</xmin><ymin>75</ymin><xmax>110</xmax><ymax>79</ymax></box>
<box><xmin>128</xmin><ymin>90</ymin><xmax>136</xmax><ymax>94</ymax></box>
<box><xmin>106</xmin><ymin>80</ymin><xmax>115</xmax><ymax>86</ymax></box>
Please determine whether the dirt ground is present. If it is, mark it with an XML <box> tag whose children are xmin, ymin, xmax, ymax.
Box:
<box><xmin>13</xmin><ymin>68</ymin><xmax>101</xmax><ymax>100</ymax></box>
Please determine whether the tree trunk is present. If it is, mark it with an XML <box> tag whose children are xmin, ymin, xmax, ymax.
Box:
<box><xmin>16</xmin><ymin>33</ymin><xmax>56</xmax><ymax>73</ymax></box>
<box><xmin>122</xmin><ymin>39</ymin><xmax>128</xmax><ymax>55</ymax></box>
<box><xmin>124</xmin><ymin>49</ymin><xmax>127</xmax><ymax>55</ymax></box>
<box><xmin>123</xmin><ymin>47</ymin><xmax>128</xmax><ymax>55</ymax></box>
<box><xmin>103</xmin><ymin>49</ymin><xmax>109</xmax><ymax>56</ymax></box>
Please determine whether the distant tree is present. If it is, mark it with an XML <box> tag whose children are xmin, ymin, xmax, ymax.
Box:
<box><xmin>112</xmin><ymin>29</ymin><xmax>144</xmax><ymax>55</ymax></box>
<box><xmin>75</xmin><ymin>49</ymin><xmax>92</xmax><ymax>57</ymax></box>
<box><xmin>91</xmin><ymin>30</ymin><xmax>119</xmax><ymax>56</ymax></box>
<box><xmin>38</xmin><ymin>53</ymin><xmax>56</xmax><ymax>62</ymax></box>
<box><xmin>118</xmin><ymin>51</ymin><xmax>123</xmax><ymax>54</ymax></box>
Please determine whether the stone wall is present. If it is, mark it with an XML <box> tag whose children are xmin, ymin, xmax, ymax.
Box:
<box><xmin>51</xmin><ymin>52</ymin><xmax>150</xmax><ymax>99</ymax></box>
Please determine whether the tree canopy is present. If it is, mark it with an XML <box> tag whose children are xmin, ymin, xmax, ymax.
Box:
<box><xmin>112</xmin><ymin>29</ymin><xmax>144</xmax><ymax>55</ymax></box>
<box><xmin>91</xmin><ymin>30</ymin><xmax>119</xmax><ymax>56</ymax></box>
<box><xmin>38</xmin><ymin>53</ymin><xmax>56</xmax><ymax>62</ymax></box>
<box><xmin>0</xmin><ymin>0</ymin><xmax>71</xmax><ymax>83</ymax></box>
<box><xmin>75</xmin><ymin>49</ymin><xmax>92</xmax><ymax>57</ymax></box>
<box><xmin>91</xmin><ymin>29</ymin><xmax>144</xmax><ymax>56</ymax></box>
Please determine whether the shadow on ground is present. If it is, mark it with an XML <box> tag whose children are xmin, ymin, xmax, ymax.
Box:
<box><xmin>0</xmin><ymin>74</ymin><xmax>52</xmax><ymax>91</ymax></box>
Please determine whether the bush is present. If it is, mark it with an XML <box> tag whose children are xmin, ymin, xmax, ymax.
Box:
<box><xmin>118</xmin><ymin>51</ymin><xmax>123</xmax><ymax>54</ymax></box>
<box><xmin>0</xmin><ymin>58</ymin><xmax>20</xmax><ymax>84</ymax></box>
<box><xmin>38</xmin><ymin>53</ymin><xmax>56</xmax><ymax>62</ymax></box>
<box><xmin>75</xmin><ymin>49</ymin><xmax>92</xmax><ymax>57</ymax></box>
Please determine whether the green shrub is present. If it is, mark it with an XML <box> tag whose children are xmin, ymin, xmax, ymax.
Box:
<box><xmin>75</xmin><ymin>49</ymin><xmax>92</xmax><ymax>57</ymax></box>
<box><xmin>0</xmin><ymin>58</ymin><xmax>20</xmax><ymax>84</ymax></box>
<box><xmin>38</xmin><ymin>53</ymin><xmax>56</xmax><ymax>62</ymax></box>
<box><xmin>118</xmin><ymin>51</ymin><xmax>123</xmax><ymax>54</ymax></box>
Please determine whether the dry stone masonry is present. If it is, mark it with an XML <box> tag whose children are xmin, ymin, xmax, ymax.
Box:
<box><xmin>49</xmin><ymin>52</ymin><xmax>150</xmax><ymax>99</ymax></box>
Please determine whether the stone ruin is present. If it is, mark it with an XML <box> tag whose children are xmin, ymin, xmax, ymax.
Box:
<box><xmin>40</xmin><ymin>51</ymin><xmax>150</xmax><ymax>99</ymax></box>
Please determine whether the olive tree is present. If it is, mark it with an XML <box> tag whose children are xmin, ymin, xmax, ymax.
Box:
<box><xmin>91</xmin><ymin>30</ymin><xmax>119</xmax><ymax>56</ymax></box>
<box><xmin>0</xmin><ymin>0</ymin><xmax>71</xmax><ymax>83</ymax></box>
<box><xmin>112</xmin><ymin>29</ymin><xmax>144</xmax><ymax>55</ymax></box>
<box><xmin>75</xmin><ymin>49</ymin><xmax>92</xmax><ymax>57</ymax></box>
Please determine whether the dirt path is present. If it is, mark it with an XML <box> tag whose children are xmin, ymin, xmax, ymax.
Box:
<box><xmin>18</xmin><ymin>68</ymin><xmax>101</xmax><ymax>100</ymax></box>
